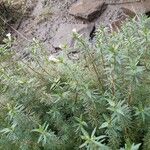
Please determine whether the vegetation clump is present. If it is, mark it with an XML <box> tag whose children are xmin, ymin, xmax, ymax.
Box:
<box><xmin>0</xmin><ymin>16</ymin><xmax>150</xmax><ymax>150</ymax></box>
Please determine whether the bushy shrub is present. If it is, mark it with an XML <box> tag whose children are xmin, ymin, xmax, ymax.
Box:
<box><xmin>0</xmin><ymin>16</ymin><xmax>150</xmax><ymax>150</ymax></box>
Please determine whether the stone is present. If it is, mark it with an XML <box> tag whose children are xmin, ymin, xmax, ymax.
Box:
<box><xmin>52</xmin><ymin>23</ymin><xmax>95</xmax><ymax>49</ymax></box>
<box><xmin>110</xmin><ymin>7</ymin><xmax>136</xmax><ymax>31</ymax></box>
<box><xmin>111</xmin><ymin>0</ymin><xmax>150</xmax><ymax>14</ymax></box>
<box><xmin>118</xmin><ymin>7</ymin><xmax>136</xmax><ymax>18</ymax></box>
<box><xmin>110</xmin><ymin>17</ymin><xmax>126</xmax><ymax>32</ymax></box>
<box><xmin>105</xmin><ymin>0</ymin><xmax>142</xmax><ymax>4</ymax></box>
<box><xmin>69</xmin><ymin>0</ymin><xmax>107</xmax><ymax>21</ymax></box>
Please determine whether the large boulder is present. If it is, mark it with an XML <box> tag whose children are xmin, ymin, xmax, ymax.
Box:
<box><xmin>69</xmin><ymin>0</ymin><xmax>107</xmax><ymax>21</ymax></box>
<box><xmin>52</xmin><ymin>23</ymin><xmax>95</xmax><ymax>49</ymax></box>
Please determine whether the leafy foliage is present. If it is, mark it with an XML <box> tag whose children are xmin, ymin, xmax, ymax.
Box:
<box><xmin>0</xmin><ymin>16</ymin><xmax>150</xmax><ymax>150</ymax></box>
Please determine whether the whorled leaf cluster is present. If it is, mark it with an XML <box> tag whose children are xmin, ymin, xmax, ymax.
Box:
<box><xmin>0</xmin><ymin>16</ymin><xmax>150</xmax><ymax>150</ymax></box>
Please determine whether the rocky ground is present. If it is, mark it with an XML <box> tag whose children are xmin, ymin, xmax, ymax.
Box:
<box><xmin>3</xmin><ymin>0</ymin><xmax>150</xmax><ymax>55</ymax></box>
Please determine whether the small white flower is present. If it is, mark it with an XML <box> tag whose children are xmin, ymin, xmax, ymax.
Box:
<box><xmin>33</xmin><ymin>38</ymin><xmax>36</xmax><ymax>41</ymax></box>
<box><xmin>72</xmin><ymin>28</ymin><xmax>77</xmax><ymax>33</ymax></box>
<box><xmin>48</xmin><ymin>55</ymin><xmax>60</xmax><ymax>63</ymax></box>
<box><xmin>59</xmin><ymin>44</ymin><xmax>68</xmax><ymax>49</ymax></box>
<box><xmin>6</xmin><ymin>33</ymin><xmax>11</xmax><ymax>37</ymax></box>
<box><xmin>59</xmin><ymin>44</ymin><xmax>63</xmax><ymax>49</ymax></box>
<box><xmin>33</xmin><ymin>38</ymin><xmax>38</xmax><ymax>43</ymax></box>
<box><xmin>6</xmin><ymin>33</ymin><xmax>11</xmax><ymax>40</ymax></box>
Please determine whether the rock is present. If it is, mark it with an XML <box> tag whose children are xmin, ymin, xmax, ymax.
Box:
<box><xmin>110</xmin><ymin>18</ymin><xmax>126</xmax><ymax>32</ymax></box>
<box><xmin>52</xmin><ymin>23</ymin><xmax>95</xmax><ymax>49</ymax></box>
<box><xmin>142</xmin><ymin>0</ymin><xmax>150</xmax><ymax>14</ymax></box>
<box><xmin>69</xmin><ymin>0</ymin><xmax>107</xmax><ymax>21</ymax></box>
<box><xmin>117</xmin><ymin>7</ymin><xmax>136</xmax><ymax>18</ymax></box>
<box><xmin>110</xmin><ymin>7</ymin><xmax>136</xmax><ymax>31</ymax></box>
<box><xmin>105</xmin><ymin>0</ymin><xmax>142</xmax><ymax>4</ymax></box>
<box><xmin>111</xmin><ymin>0</ymin><xmax>150</xmax><ymax>14</ymax></box>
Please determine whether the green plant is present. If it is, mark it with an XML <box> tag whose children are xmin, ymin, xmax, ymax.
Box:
<box><xmin>0</xmin><ymin>15</ymin><xmax>150</xmax><ymax>150</ymax></box>
<box><xmin>79</xmin><ymin>127</ymin><xmax>109</xmax><ymax>150</ymax></box>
